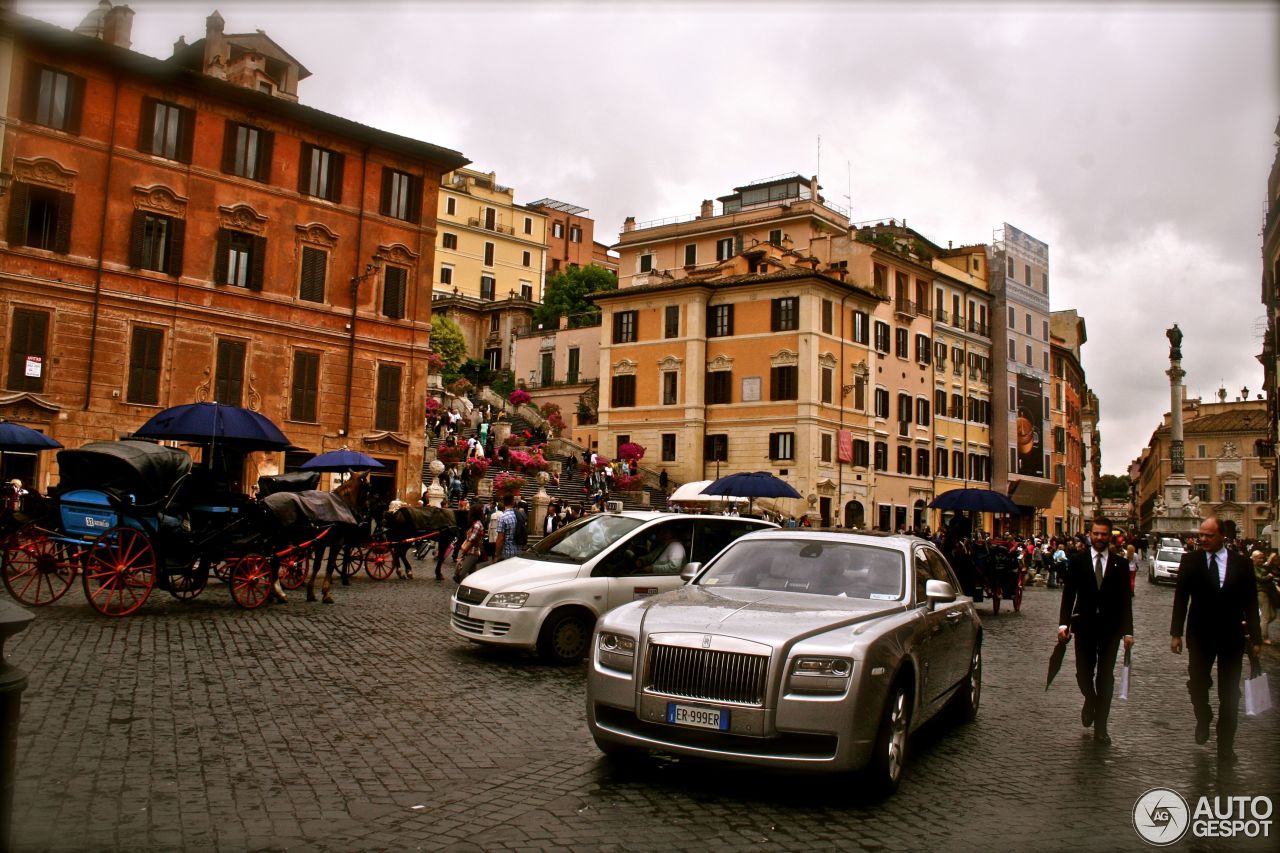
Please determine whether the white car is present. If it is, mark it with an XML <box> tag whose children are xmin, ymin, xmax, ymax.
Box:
<box><xmin>449</xmin><ymin>512</ymin><xmax>774</xmax><ymax>663</ymax></box>
<box><xmin>1149</xmin><ymin>548</ymin><xmax>1184</xmax><ymax>585</ymax></box>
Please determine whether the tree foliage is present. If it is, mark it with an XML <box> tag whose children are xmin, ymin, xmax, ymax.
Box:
<box><xmin>430</xmin><ymin>315</ymin><xmax>467</xmax><ymax>373</ymax></box>
<box><xmin>1096</xmin><ymin>474</ymin><xmax>1131</xmax><ymax>500</ymax></box>
<box><xmin>532</xmin><ymin>265</ymin><xmax>618</xmax><ymax>330</ymax></box>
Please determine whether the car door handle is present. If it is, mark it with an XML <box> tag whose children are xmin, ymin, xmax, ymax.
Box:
<box><xmin>946</xmin><ymin>611</ymin><xmax>964</xmax><ymax>620</ymax></box>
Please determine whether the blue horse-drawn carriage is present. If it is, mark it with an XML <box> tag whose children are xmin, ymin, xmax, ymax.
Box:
<box><xmin>2</xmin><ymin>440</ymin><xmax>277</xmax><ymax>615</ymax></box>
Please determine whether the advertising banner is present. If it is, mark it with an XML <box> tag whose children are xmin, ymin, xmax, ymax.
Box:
<box><xmin>837</xmin><ymin>430</ymin><xmax>853</xmax><ymax>463</ymax></box>
<box><xmin>1015</xmin><ymin>375</ymin><xmax>1044</xmax><ymax>478</ymax></box>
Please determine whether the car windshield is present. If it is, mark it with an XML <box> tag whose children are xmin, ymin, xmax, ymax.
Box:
<box><xmin>529</xmin><ymin>514</ymin><xmax>645</xmax><ymax>562</ymax></box>
<box><xmin>697</xmin><ymin>538</ymin><xmax>905</xmax><ymax>600</ymax></box>
<box><xmin>1156</xmin><ymin>549</ymin><xmax>1182</xmax><ymax>562</ymax></box>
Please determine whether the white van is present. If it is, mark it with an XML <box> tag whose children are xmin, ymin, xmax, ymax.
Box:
<box><xmin>449</xmin><ymin>511</ymin><xmax>774</xmax><ymax>663</ymax></box>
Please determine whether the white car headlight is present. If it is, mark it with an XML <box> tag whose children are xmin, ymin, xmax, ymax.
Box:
<box><xmin>788</xmin><ymin>656</ymin><xmax>853</xmax><ymax>694</ymax></box>
<box><xmin>486</xmin><ymin>591</ymin><xmax>529</xmax><ymax>609</ymax></box>
<box><xmin>597</xmin><ymin>631</ymin><xmax>637</xmax><ymax>672</ymax></box>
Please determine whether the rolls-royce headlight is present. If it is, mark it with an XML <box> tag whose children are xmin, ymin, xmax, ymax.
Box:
<box><xmin>788</xmin><ymin>656</ymin><xmax>854</xmax><ymax>694</ymax></box>
<box><xmin>486</xmin><ymin>592</ymin><xmax>529</xmax><ymax>608</ymax></box>
<box><xmin>598</xmin><ymin>632</ymin><xmax>637</xmax><ymax>672</ymax></box>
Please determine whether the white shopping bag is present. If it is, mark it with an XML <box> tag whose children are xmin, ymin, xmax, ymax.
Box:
<box><xmin>1118</xmin><ymin>647</ymin><xmax>1131</xmax><ymax>701</ymax></box>
<box><xmin>1245</xmin><ymin>658</ymin><xmax>1271</xmax><ymax>716</ymax></box>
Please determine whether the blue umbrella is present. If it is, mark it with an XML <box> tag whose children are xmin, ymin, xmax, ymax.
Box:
<box><xmin>133</xmin><ymin>402</ymin><xmax>292</xmax><ymax>451</ymax></box>
<box><xmin>0</xmin><ymin>419</ymin><xmax>62</xmax><ymax>451</ymax></box>
<box><xmin>702</xmin><ymin>471</ymin><xmax>802</xmax><ymax>500</ymax></box>
<box><xmin>299</xmin><ymin>449</ymin><xmax>385</xmax><ymax>472</ymax></box>
<box><xmin>929</xmin><ymin>488</ymin><xmax>1020</xmax><ymax>514</ymax></box>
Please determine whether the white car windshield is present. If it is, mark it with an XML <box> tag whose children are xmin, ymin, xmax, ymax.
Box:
<box><xmin>1156</xmin><ymin>549</ymin><xmax>1182</xmax><ymax>562</ymax></box>
<box><xmin>530</xmin><ymin>515</ymin><xmax>645</xmax><ymax>562</ymax></box>
<box><xmin>697</xmin><ymin>539</ymin><xmax>905</xmax><ymax>600</ymax></box>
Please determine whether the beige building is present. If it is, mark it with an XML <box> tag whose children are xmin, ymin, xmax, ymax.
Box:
<box><xmin>436</xmin><ymin>168</ymin><xmax>546</xmax><ymax>303</ymax></box>
<box><xmin>928</xmin><ymin>244</ymin><xmax>995</xmax><ymax>531</ymax></box>
<box><xmin>1134</xmin><ymin>394</ymin><xmax>1271</xmax><ymax>539</ymax></box>
<box><xmin>511</xmin><ymin>317</ymin><xmax>601</xmax><ymax>447</ymax></box>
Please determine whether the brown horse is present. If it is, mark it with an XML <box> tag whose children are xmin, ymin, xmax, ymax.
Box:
<box><xmin>261</xmin><ymin>472</ymin><xmax>370</xmax><ymax>604</ymax></box>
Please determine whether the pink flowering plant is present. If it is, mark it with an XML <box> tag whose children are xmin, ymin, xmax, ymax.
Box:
<box><xmin>508</xmin><ymin>389</ymin><xmax>532</xmax><ymax>407</ymax></box>
<box><xmin>436</xmin><ymin>442</ymin><xmax>465</xmax><ymax>466</ymax></box>
<box><xmin>424</xmin><ymin>397</ymin><xmax>441</xmax><ymax>412</ymax></box>
<box><xmin>426</xmin><ymin>352</ymin><xmax>446</xmax><ymax>373</ymax></box>
<box><xmin>446</xmin><ymin>378</ymin><xmax>473</xmax><ymax>396</ymax></box>
<box><xmin>494</xmin><ymin>472</ymin><xmax>527</xmax><ymax>498</ymax></box>
<box><xmin>467</xmin><ymin>457</ymin><xmax>491</xmax><ymax>477</ymax></box>
<box><xmin>614</xmin><ymin>474</ymin><xmax>643</xmax><ymax>492</ymax></box>
<box><xmin>617</xmin><ymin>442</ymin><xmax>646</xmax><ymax>463</ymax></box>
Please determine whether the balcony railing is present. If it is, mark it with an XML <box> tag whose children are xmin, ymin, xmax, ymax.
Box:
<box><xmin>467</xmin><ymin>217</ymin><xmax>515</xmax><ymax>235</ymax></box>
<box><xmin>894</xmin><ymin>299</ymin><xmax>917</xmax><ymax>317</ymax></box>
<box><xmin>935</xmin><ymin>307</ymin><xmax>949</xmax><ymax>323</ymax></box>
<box><xmin>968</xmin><ymin>319</ymin><xmax>989</xmax><ymax>337</ymax></box>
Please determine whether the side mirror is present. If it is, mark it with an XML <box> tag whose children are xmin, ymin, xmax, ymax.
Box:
<box><xmin>680</xmin><ymin>562</ymin><xmax>702</xmax><ymax>583</ymax></box>
<box><xmin>925</xmin><ymin>579</ymin><xmax>956</xmax><ymax>607</ymax></box>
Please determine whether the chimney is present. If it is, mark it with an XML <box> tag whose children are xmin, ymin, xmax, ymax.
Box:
<box><xmin>623</xmin><ymin>216</ymin><xmax>635</xmax><ymax>233</ymax></box>
<box><xmin>173</xmin><ymin>34</ymin><xmax>187</xmax><ymax>56</ymax></box>
<box><xmin>203</xmin><ymin>10</ymin><xmax>228</xmax><ymax>79</ymax></box>
<box><xmin>558</xmin><ymin>315</ymin><xmax>569</xmax><ymax>331</ymax></box>
<box><xmin>699</xmin><ymin>199</ymin><xmax>713</xmax><ymax>218</ymax></box>
<box><xmin>102</xmin><ymin>3</ymin><xmax>134</xmax><ymax>49</ymax></box>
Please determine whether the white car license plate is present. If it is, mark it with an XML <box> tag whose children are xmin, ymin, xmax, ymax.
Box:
<box><xmin>454</xmin><ymin>602</ymin><xmax>469</xmax><ymax>617</ymax></box>
<box><xmin>667</xmin><ymin>703</ymin><xmax>728</xmax><ymax>731</ymax></box>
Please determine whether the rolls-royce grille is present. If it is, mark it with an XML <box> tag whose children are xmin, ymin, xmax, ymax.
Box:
<box><xmin>644</xmin><ymin>645</ymin><xmax>767</xmax><ymax>706</ymax></box>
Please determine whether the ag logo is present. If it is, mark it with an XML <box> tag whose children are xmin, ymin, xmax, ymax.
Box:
<box><xmin>1133</xmin><ymin>787</ymin><xmax>1190</xmax><ymax>845</ymax></box>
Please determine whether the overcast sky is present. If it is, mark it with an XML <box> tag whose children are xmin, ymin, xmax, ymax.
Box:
<box><xmin>22</xmin><ymin>0</ymin><xmax>1279</xmax><ymax>475</ymax></box>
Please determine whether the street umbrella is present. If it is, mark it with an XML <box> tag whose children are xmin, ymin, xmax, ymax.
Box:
<box><xmin>133</xmin><ymin>402</ymin><xmax>292</xmax><ymax>451</ymax></box>
<box><xmin>0</xmin><ymin>419</ymin><xmax>62</xmax><ymax>451</ymax></box>
<box><xmin>930</xmin><ymin>488</ymin><xmax>1020</xmax><ymax>515</ymax></box>
<box><xmin>299</xmin><ymin>449</ymin><xmax>385</xmax><ymax>473</ymax></box>
<box><xmin>1046</xmin><ymin>635</ymin><xmax>1071</xmax><ymax>690</ymax></box>
<box><xmin>703</xmin><ymin>471</ymin><xmax>802</xmax><ymax>516</ymax></box>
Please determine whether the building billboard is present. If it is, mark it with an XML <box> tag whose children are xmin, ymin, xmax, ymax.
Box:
<box><xmin>1015</xmin><ymin>375</ymin><xmax>1045</xmax><ymax>478</ymax></box>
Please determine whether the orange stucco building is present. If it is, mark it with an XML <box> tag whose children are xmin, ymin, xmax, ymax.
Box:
<box><xmin>0</xmin><ymin>6</ymin><xmax>467</xmax><ymax>499</ymax></box>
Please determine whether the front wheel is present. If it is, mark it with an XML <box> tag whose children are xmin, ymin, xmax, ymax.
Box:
<box><xmin>1012</xmin><ymin>583</ymin><xmax>1024</xmax><ymax>613</ymax></box>
<box><xmin>866</xmin><ymin>680</ymin><xmax>912</xmax><ymax>797</ymax></box>
<box><xmin>228</xmin><ymin>554</ymin><xmax>272</xmax><ymax>610</ymax></box>
<box><xmin>991</xmin><ymin>583</ymin><xmax>1002</xmax><ymax>615</ymax></box>
<box><xmin>276</xmin><ymin>549</ymin><xmax>310</xmax><ymax>590</ymax></box>
<box><xmin>537</xmin><ymin>610</ymin><xmax>593</xmax><ymax>664</ymax></box>
<box><xmin>363</xmin><ymin>541</ymin><xmax>395</xmax><ymax>580</ymax></box>
<box><xmin>84</xmin><ymin>526</ymin><xmax>156</xmax><ymax>617</ymax></box>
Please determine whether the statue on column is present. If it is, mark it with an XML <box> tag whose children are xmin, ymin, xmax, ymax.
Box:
<box><xmin>1166</xmin><ymin>324</ymin><xmax>1182</xmax><ymax>360</ymax></box>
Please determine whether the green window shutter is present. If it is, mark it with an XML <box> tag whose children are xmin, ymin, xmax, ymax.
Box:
<box><xmin>7</xmin><ymin>181</ymin><xmax>30</xmax><ymax>246</ymax></box>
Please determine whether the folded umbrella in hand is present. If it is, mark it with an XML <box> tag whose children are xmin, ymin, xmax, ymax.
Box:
<box><xmin>1046</xmin><ymin>635</ymin><xmax>1070</xmax><ymax>691</ymax></box>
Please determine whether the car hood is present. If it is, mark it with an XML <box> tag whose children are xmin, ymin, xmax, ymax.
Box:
<box><xmin>632</xmin><ymin>585</ymin><xmax>905</xmax><ymax>645</ymax></box>
<box><xmin>462</xmin><ymin>556</ymin><xmax>580</xmax><ymax>592</ymax></box>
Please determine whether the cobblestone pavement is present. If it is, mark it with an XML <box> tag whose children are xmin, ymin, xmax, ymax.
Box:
<box><xmin>5</xmin><ymin>555</ymin><xmax>1280</xmax><ymax>852</ymax></box>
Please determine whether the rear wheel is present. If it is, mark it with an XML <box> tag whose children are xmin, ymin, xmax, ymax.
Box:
<box><xmin>866</xmin><ymin>680</ymin><xmax>911</xmax><ymax>797</ymax></box>
<box><xmin>537</xmin><ymin>610</ymin><xmax>593</xmax><ymax>664</ymax></box>
<box><xmin>228</xmin><ymin>554</ymin><xmax>272</xmax><ymax>610</ymax></box>
<box><xmin>84</xmin><ymin>527</ymin><xmax>156</xmax><ymax>617</ymax></box>
<box><xmin>2</xmin><ymin>531</ymin><xmax>78</xmax><ymax>606</ymax></box>
<box><xmin>164</xmin><ymin>557</ymin><xmax>210</xmax><ymax>601</ymax></box>
<box><xmin>991</xmin><ymin>583</ymin><xmax>1002</xmax><ymax>614</ymax></box>
<box><xmin>1012</xmin><ymin>583</ymin><xmax>1024</xmax><ymax>613</ymax></box>
<box><xmin>338</xmin><ymin>546</ymin><xmax>363</xmax><ymax>580</ymax></box>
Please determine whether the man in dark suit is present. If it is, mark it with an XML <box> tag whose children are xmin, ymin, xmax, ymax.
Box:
<box><xmin>1058</xmin><ymin>518</ymin><xmax>1134</xmax><ymax>745</ymax></box>
<box><xmin>1170</xmin><ymin>517</ymin><xmax>1262</xmax><ymax>764</ymax></box>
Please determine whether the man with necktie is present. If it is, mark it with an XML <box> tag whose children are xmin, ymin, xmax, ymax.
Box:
<box><xmin>1058</xmin><ymin>518</ymin><xmax>1134</xmax><ymax>745</ymax></box>
<box><xmin>1170</xmin><ymin>517</ymin><xmax>1262</xmax><ymax>765</ymax></box>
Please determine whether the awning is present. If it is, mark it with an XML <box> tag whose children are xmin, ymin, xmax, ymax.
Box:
<box><xmin>1008</xmin><ymin>478</ymin><xmax>1060</xmax><ymax>509</ymax></box>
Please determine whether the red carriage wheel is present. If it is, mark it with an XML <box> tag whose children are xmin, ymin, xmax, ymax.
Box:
<box><xmin>165</xmin><ymin>557</ymin><xmax>210</xmax><ymax>601</ymax></box>
<box><xmin>276</xmin><ymin>549</ymin><xmax>310</xmax><ymax>590</ymax></box>
<box><xmin>2</xmin><ymin>530</ymin><xmax>78</xmax><ymax>606</ymax></box>
<box><xmin>991</xmin><ymin>582</ymin><xmax>1002</xmax><ymax>615</ymax></box>
<box><xmin>228</xmin><ymin>554</ymin><xmax>272</xmax><ymax>610</ymax></box>
<box><xmin>84</xmin><ymin>526</ymin><xmax>156</xmax><ymax>617</ymax></box>
<box><xmin>364</xmin><ymin>541</ymin><xmax>395</xmax><ymax>580</ymax></box>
